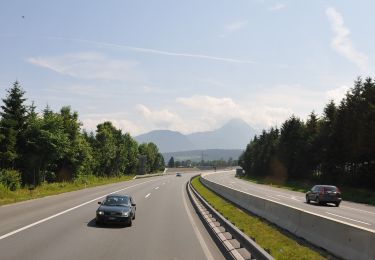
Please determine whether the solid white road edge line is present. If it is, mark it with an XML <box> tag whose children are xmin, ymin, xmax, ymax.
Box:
<box><xmin>182</xmin><ymin>184</ymin><xmax>214</xmax><ymax>260</ymax></box>
<box><xmin>145</xmin><ymin>193</ymin><xmax>151</xmax><ymax>198</ymax></box>
<box><xmin>325</xmin><ymin>212</ymin><xmax>371</xmax><ymax>225</ymax></box>
<box><xmin>0</xmin><ymin>179</ymin><xmax>155</xmax><ymax>241</ymax></box>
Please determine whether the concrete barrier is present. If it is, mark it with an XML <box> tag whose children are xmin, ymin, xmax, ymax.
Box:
<box><xmin>200</xmin><ymin>177</ymin><xmax>375</xmax><ymax>260</ymax></box>
<box><xmin>165</xmin><ymin>167</ymin><xmax>200</xmax><ymax>173</ymax></box>
<box><xmin>133</xmin><ymin>172</ymin><xmax>165</xmax><ymax>179</ymax></box>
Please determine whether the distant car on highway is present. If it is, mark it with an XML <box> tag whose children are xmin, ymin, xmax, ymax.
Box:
<box><xmin>176</xmin><ymin>172</ymin><xmax>182</xmax><ymax>177</ymax></box>
<box><xmin>235</xmin><ymin>166</ymin><xmax>245</xmax><ymax>177</ymax></box>
<box><xmin>306</xmin><ymin>185</ymin><xmax>342</xmax><ymax>207</ymax></box>
<box><xmin>96</xmin><ymin>194</ymin><xmax>136</xmax><ymax>226</ymax></box>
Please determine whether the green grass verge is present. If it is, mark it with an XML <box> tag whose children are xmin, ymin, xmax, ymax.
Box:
<box><xmin>0</xmin><ymin>174</ymin><xmax>135</xmax><ymax>206</ymax></box>
<box><xmin>240</xmin><ymin>175</ymin><xmax>375</xmax><ymax>206</ymax></box>
<box><xmin>191</xmin><ymin>176</ymin><xmax>326</xmax><ymax>260</ymax></box>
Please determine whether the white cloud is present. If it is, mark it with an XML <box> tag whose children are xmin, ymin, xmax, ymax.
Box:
<box><xmin>135</xmin><ymin>104</ymin><xmax>186</xmax><ymax>130</ymax></box>
<box><xmin>225</xmin><ymin>20</ymin><xmax>248</xmax><ymax>32</ymax></box>
<box><xmin>175</xmin><ymin>84</ymin><xmax>349</xmax><ymax>131</ymax></box>
<box><xmin>27</xmin><ymin>52</ymin><xmax>140</xmax><ymax>81</ymax></box>
<box><xmin>79</xmin><ymin>85</ymin><xmax>353</xmax><ymax>135</ymax></box>
<box><xmin>176</xmin><ymin>95</ymin><xmax>293</xmax><ymax>130</ymax></box>
<box><xmin>81</xmin><ymin>116</ymin><xmax>141</xmax><ymax>135</ymax></box>
<box><xmin>251</xmin><ymin>85</ymin><xmax>324</xmax><ymax>111</ymax></box>
<box><xmin>326</xmin><ymin>7</ymin><xmax>369</xmax><ymax>71</ymax></box>
<box><xmin>177</xmin><ymin>95</ymin><xmax>237</xmax><ymax>116</ymax></box>
<box><xmin>325</xmin><ymin>85</ymin><xmax>349</xmax><ymax>104</ymax></box>
<box><xmin>269</xmin><ymin>3</ymin><xmax>285</xmax><ymax>11</ymax></box>
<box><xmin>219</xmin><ymin>20</ymin><xmax>249</xmax><ymax>38</ymax></box>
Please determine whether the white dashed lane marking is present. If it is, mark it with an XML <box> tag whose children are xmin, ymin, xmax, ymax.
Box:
<box><xmin>155</xmin><ymin>187</ymin><xmax>159</xmax><ymax>190</ymax></box>
<box><xmin>341</xmin><ymin>206</ymin><xmax>375</xmax><ymax>215</ymax></box>
<box><xmin>325</xmin><ymin>212</ymin><xmax>371</xmax><ymax>226</ymax></box>
<box><xmin>145</xmin><ymin>193</ymin><xmax>151</xmax><ymax>199</ymax></box>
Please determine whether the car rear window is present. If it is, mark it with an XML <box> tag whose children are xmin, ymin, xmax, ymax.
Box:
<box><xmin>323</xmin><ymin>186</ymin><xmax>337</xmax><ymax>192</ymax></box>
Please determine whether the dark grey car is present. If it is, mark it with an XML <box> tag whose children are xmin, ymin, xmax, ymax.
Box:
<box><xmin>96</xmin><ymin>194</ymin><xmax>136</xmax><ymax>226</ymax></box>
<box><xmin>306</xmin><ymin>185</ymin><xmax>342</xmax><ymax>207</ymax></box>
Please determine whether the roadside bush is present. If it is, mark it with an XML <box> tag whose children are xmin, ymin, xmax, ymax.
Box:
<box><xmin>0</xmin><ymin>169</ymin><xmax>21</xmax><ymax>191</ymax></box>
<box><xmin>0</xmin><ymin>183</ymin><xmax>10</xmax><ymax>198</ymax></box>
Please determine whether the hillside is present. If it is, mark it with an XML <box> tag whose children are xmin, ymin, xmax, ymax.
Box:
<box><xmin>162</xmin><ymin>149</ymin><xmax>243</xmax><ymax>163</ymax></box>
<box><xmin>135</xmin><ymin>118</ymin><xmax>256</xmax><ymax>153</ymax></box>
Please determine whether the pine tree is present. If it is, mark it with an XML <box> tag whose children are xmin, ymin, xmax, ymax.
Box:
<box><xmin>168</xmin><ymin>156</ymin><xmax>175</xmax><ymax>168</ymax></box>
<box><xmin>0</xmin><ymin>81</ymin><xmax>28</xmax><ymax>168</ymax></box>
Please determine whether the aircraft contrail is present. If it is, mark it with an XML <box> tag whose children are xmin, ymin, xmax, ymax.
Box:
<box><xmin>47</xmin><ymin>36</ymin><xmax>255</xmax><ymax>64</ymax></box>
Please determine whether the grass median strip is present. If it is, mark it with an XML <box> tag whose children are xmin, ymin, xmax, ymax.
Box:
<box><xmin>191</xmin><ymin>176</ymin><xmax>326</xmax><ymax>260</ymax></box>
<box><xmin>0</xmin><ymin>174</ymin><xmax>135</xmax><ymax>206</ymax></box>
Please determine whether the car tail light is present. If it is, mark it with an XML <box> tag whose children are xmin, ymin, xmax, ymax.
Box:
<box><xmin>336</xmin><ymin>187</ymin><xmax>341</xmax><ymax>193</ymax></box>
<box><xmin>320</xmin><ymin>188</ymin><xmax>325</xmax><ymax>195</ymax></box>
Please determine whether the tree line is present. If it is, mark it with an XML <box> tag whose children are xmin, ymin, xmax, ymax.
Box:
<box><xmin>0</xmin><ymin>81</ymin><xmax>165</xmax><ymax>190</ymax></box>
<box><xmin>239</xmin><ymin>77</ymin><xmax>375</xmax><ymax>189</ymax></box>
<box><xmin>167</xmin><ymin>156</ymin><xmax>238</xmax><ymax>168</ymax></box>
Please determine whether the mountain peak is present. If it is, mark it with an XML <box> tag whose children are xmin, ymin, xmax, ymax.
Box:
<box><xmin>221</xmin><ymin>118</ymin><xmax>251</xmax><ymax>129</ymax></box>
<box><xmin>135</xmin><ymin>130</ymin><xmax>194</xmax><ymax>153</ymax></box>
<box><xmin>135</xmin><ymin>118</ymin><xmax>256</xmax><ymax>153</ymax></box>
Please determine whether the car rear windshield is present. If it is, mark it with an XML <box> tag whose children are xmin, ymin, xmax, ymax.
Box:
<box><xmin>103</xmin><ymin>196</ymin><xmax>129</xmax><ymax>206</ymax></box>
<box><xmin>323</xmin><ymin>186</ymin><xmax>337</xmax><ymax>192</ymax></box>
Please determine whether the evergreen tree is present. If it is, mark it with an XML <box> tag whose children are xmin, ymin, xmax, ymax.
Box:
<box><xmin>168</xmin><ymin>156</ymin><xmax>175</xmax><ymax>168</ymax></box>
<box><xmin>278</xmin><ymin>116</ymin><xmax>307</xmax><ymax>179</ymax></box>
<box><xmin>0</xmin><ymin>81</ymin><xmax>28</xmax><ymax>168</ymax></box>
<box><xmin>241</xmin><ymin>77</ymin><xmax>375</xmax><ymax>189</ymax></box>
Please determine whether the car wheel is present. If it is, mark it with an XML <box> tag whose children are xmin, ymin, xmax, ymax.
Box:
<box><xmin>316</xmin><ymin>197</ymin><xmax>321</xmax><ymax>205</ymax></box>
<box><xmin>128</xmin><ymin>218</ymin><xmax>132</xmax><ymax>227</ymax></box>
<box><xmin>335</xmin><ymin>202</ymin><xmax>340</xmax><ymax>207</ymax></box>
<box><xmin>306</xmin><ymin>196</ymin><xmax>310</xmax><ymax>204</ymax></box>
<box><xmin>132</xmin><ymin>212</ymin><xmax>135</xmax><ymax>220</ymax></box>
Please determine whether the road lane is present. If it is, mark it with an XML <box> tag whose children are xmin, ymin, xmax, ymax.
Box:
<box><xmin>0</xmin><ymin>173</ymin><xmax>224</xmax><ymax>260</ymax></box>
<box><xmin>203</xmin><ymin>170</ymin><xmax>375</xmax><ymax>231</ymax></box>
<box><xmin>0</xmin><ymin>177</ymin><xmax>157</xmax><ymax>237</ymax></box>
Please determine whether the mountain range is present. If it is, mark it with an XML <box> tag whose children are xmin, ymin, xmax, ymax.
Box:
<box><xmin>162</xmin><ymin>149</ymin><xmax>244</xmax><ymax>163</ymax></box>
<box><xmin>135</xmin><ymin>118</ymin><xmax>256</xmax><ymax>153</ymax></box>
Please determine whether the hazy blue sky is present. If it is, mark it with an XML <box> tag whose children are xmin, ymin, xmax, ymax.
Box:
<box><xmin>1</xmin><ymin>0</ymin><xmax>374</xmax><ymax>135</ymax></box>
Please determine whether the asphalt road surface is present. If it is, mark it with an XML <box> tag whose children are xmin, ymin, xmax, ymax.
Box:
<box><xmin>203</xmin><ymin>170</ymin><xmax>375</xmax><ymax>231</ymax></box>
<box><xmin>0</xmin><ymin>172</ymin><xmax>225</xmax><ymax>260</ymax></box>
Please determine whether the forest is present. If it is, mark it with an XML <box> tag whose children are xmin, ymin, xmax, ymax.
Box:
<box><xmin>239</xmin><ymin>77</ymin><xmax>375</xmax><ymax>190</ymax></box>
<box><xmin>0</xmin><ymin>81</ymin><xmax>165</xmax><ymax>191</ymax></box>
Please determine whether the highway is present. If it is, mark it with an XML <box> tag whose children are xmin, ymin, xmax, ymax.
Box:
<box><xmin>0</xmin><ymin>172</ymin><xmax>225</xmax><ymax>260</ymax></box>
<box><xmin>203</xmin><ymin>170</ymin><xmax>375</xmax><ymax>231</ymax></box>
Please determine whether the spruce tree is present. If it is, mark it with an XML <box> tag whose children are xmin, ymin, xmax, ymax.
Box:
<box><xmin>168</xmin><ymin>156</ymin><xmax>175</xmax><ymax>168</ymax></box>
<box><xmin>0</xmin><ymin>81</ymin><xmax>28</xmax><ymax>168</ymax></box>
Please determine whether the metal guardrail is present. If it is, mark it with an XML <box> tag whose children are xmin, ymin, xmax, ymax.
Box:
<box><xmin>187</xmin><ymin>176</ymin><xmax>273</xmax><ymax>260</ymax></box>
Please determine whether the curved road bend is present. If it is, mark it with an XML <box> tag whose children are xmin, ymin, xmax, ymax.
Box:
<box><xmin>203</xmin><ymin>170</ymin><xmax>375</xmax><ymax>231</ymax></box>
<box><xmin>0</xmin><ymin>172</ymin><xmax>225</xmax><ymax>260</ymax></box>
